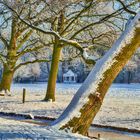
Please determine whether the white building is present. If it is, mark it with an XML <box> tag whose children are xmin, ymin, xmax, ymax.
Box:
<box><xmin>63</xmin><ymin>70</ymin><xmax>77</xmax><ymax>83</ymax></box>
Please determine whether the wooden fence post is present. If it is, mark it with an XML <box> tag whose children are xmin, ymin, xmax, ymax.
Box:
<box><xmin>22</xmin><ymin>88</ymin><xmax>26</xmax><ymax>103</ymax></box>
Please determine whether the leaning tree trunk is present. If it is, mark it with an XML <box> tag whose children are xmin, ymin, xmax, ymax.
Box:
<box><xmin>50</xmin><ymin>12</ymin><xmax>140</xmax><ymax>135</ymax></box>
<box><xmin>44</xmin><ymin>44</ymin><xmax>62</xmax><ymax>101</ymax></box>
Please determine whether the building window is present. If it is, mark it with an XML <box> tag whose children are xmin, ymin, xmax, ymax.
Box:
<box><xmin>67</xmin><ymin>77</ymin><xmax>69</xmax><ymax>81</ymax></box>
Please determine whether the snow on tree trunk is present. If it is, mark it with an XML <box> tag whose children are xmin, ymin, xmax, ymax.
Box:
<box><xmin>50</xmin><ymin>12</ymin><xmax>140</xmax><ymax>135</ymax></box>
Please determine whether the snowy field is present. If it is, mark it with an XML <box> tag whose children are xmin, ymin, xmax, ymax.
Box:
<box><xmin>0</xmin><ymin>83</ymin><xmax>140</xmax><ymax>130</ymax></box>
<box><xmin>0</xmin><ymin>117</ymin><xmax>89</xmax><ymax>140</ymax></box>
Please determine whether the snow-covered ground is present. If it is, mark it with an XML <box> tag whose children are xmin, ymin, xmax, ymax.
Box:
<box><xmin>0</xmin><ymin>83</ymin><xmax>140</xmax><ymax>130</ymax></box>
<box><xmin>94</xmin><ymin>83</ymin><xmax>140</xmax><ymax>130</ymax></box>
<box><xmin>0</xmin><ymin>117</ymin><xmax>89</xmax><ymax>140</ymax></box>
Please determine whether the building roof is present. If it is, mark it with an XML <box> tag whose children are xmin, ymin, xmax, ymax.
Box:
<box><xmin>63</xmin><ymin>70</ymin><xmax>77</xmax><ymax>77</ymax></box>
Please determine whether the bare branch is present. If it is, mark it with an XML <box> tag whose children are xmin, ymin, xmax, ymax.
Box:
<box><xmin>17</xmin><ymin>30</ymin><xmax>33</xmax><ymax>49</ymax></box>
<box><xmin>0</xmin><ymin>33</ymin><xmax>9</xmax><ymax>48</ymax></box>
<box><xmin>116</xmin><ymin>0</ymin><xmax>136</xmax><ymax>15</ymax></box>
<box><xmin>60</xmin><ymin>38</ymin><xmax>96</xmax><ymax>64</ymax></box>
<box><xmin>70</xmin><ymin>2</ymin><xmax>137</xmax><ymax>39</ymax></box>
<box><xmin>14</xmin><ymin>59</ymin><xmax>51</xmax><ymax>71</ymax></box>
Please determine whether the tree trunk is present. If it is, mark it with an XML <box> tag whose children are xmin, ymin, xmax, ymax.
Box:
<box><xmin>44</xmin><ymin>9</ymin><xmax>65</xmax><ymax>101</ymax></box>
<box><xmin>46</xmin><ymin>62</ymin><xmax>50</xmax><ymax>74</ymax></box>
<box><xmin>0</xmin><ymin>49</ymin><xmax>17</xmax><ymax>94</ymax></box>
<box><xmin>0</xmin><ymin>17</ymin><xmax>18</xmax><ymax>95</ymax></box>
<box><xmin>44</xmin><ymin>45</ymin><xmax>62</xmax><ymax>101</ymax></box>
<box><xmin>127</xmin><ymin>70</ymin><xmax>131</xmax><ymax>84</ymax></box>
<box><xmin>0</xmin><ymin>64</ymin><xmax>14</xmax><ymax>94</ymax></box>
<box><xmin>51</xmin><ymin>13</ymin><xmax>140</xmax><ymax>135</ymax></box>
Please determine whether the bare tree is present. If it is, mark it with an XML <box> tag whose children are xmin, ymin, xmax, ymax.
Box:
<box><xmin>1</xmin><ymin>0</ymin><xmax>139</xmax><ymax>100</ymax></box>
<box><xmin>0</xmin><ymin>0</ymin><xmax>50</xmax><ymax>94</ymax></box>
<box><xmin>50</xmin><ymin>10</ymin><xmax>140</xmax><ymax>135</ymax></box>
